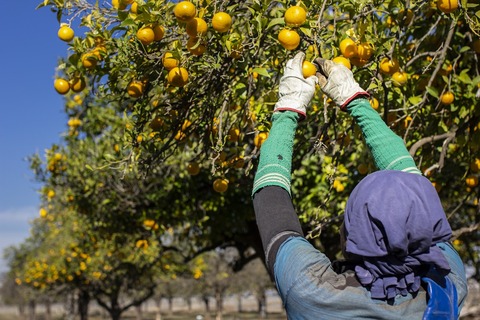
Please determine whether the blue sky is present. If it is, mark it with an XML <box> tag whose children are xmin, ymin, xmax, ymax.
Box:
<box><xmin>0</xmin><ymin>2</ymin><xmax>68</xmax><ymax>271</ymax></box>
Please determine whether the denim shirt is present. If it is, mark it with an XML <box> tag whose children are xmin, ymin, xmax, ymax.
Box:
<box><xmin>274</xmin><ymin>237</ymin><xmax>467</xmax><ymax>320</ymax></box>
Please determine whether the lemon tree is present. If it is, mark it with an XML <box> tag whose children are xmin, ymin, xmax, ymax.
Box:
<box><xmin>22</xmin><ymin>147</ymin><xmax>185</xmax><ymax>319</ymax></box>
<box><xmin>24</xmin><ymin>0</ymin><xmax>480</xmax><ymax>297</ymax></box>
<box><xmin>16</xmin><ymin>92</ymin><xmax>258</xmax><ymax>318</ymax></box>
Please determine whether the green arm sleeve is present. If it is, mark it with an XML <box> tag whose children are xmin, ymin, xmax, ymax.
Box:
<box><xmin>252</xmin><ymin>111</ymin><xmax>299</xmax><ymax>197</ymax></box>
<box><xmin>347</xmin><ymin>98</ymin><xmax>421</xmax><ymax>174</ymax></box>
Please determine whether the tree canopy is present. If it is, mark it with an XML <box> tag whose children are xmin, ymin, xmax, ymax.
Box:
<box><xmin>4</xmin><ymin>0</ymin><xmax>480</xmax><ymax>318</ymax></box>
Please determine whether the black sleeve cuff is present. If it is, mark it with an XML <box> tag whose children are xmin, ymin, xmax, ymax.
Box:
<box><xmin>253</xmin><ymin>186</ymin><xmax>304</xmax><ymax>275</ymax></box>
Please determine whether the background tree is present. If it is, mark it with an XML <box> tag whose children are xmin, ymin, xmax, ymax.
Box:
<box><xmin>190</xmin><ymin>248</ymin><xmax>239</xmax><ymax>320</ymax></box>
<box><xmin>231</xmin><ymin>257</ymin><xmax>274</xmax><ymax>317</ymax></box>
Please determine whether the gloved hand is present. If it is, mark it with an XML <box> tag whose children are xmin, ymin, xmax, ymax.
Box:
<box><xmin>314</xmin><ymin>58</ymin><xmax>369</xmax><ymax>111</ymax></box>
<box><xmin>274</xmin><ymin>52</ymin><xmax>318</xmax><ymax>119</ymax></box>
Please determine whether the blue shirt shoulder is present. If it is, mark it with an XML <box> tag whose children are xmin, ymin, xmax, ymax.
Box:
<box><xmin>274</xmin><ymin>237</ymin><xmax>467</xmax><ymax>320</ymax></box>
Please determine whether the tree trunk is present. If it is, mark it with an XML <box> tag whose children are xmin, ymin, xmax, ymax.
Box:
<box><xmin>18</xmin><ymin>304</ymin><xmax>26</xmax><ymax>320</ymax></box>
<box><xmin>168</xmin><ymin>297</ymin><xmax>173</xmax><ymax>315</ymax></box>
<box><xmin>108</xmin><ymin>297</ymin><xmax>123</xmax><ymax>320</ymax></box>
<box><xmin>215</xmin><ymin>292</ymin><xmax>223</xmax><ymax>320</ymax></box>
<box><xmin>135</xmin><ymin>304</ymin><xmax>143</xmax><ymax>320</ymax></box>
<box><xmin>153</xmin><ymin>297</ymin><xmax>162</xmax><ymax>320</ymax></box>
<box><xmin>185</xmin><ymin>297</ymin><xmax>192</xmax><ymax>311</ymax></box>
<box><xmin>257</xmin><ymin>291</ymin><xmax>266</xmax><ymax>318</ymax></box>
<box><xmin>108</xmin><ymin>306</ymin><xmax>123</xmax><ymax>320</ymax></box>
<box><xmin>203</xmin><ymin>296</ymin><xmax>211</xmax><ymax>320</ymax></box>
<box><xmin>78</xmin><ymin>290</ymin><xmax>90</xmax><ymax>320</ymax></box>
<box><xmin>203</xmin><ymin>296</ymin><xmax>210</xmax><ymax>312</ymax></box>
<box><xmin>237</xmin><ymin>294</ymin><xmax>242</xmax><ymax>313</ymax></box>
<box><xmin>27</xmin><ymin>300</ymin><xmax>36</xmax><ymax>320</ymax></box>
<box><xmin>44</xmin><ymin>298</ymin><xmax>52</xmax><ymax>320</ymax></box>
<box><xmin>64</xmin><ymin>293</ymin><xmax>76</xmax><ymax>320</ymax></box>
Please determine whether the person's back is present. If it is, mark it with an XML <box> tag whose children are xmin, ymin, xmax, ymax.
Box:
<box><xmin>273</xmin><ymin>193</ymin><xmax>467</xmax><ymax>319</ymax></box>
<box><xmin>277</xmin><ymin>237</ymin><xmax>426</xmax><ymax>319</ymax></box>
<box><xmin>251</xmin><ymin>53</ymin><xmax>468</xmax><ymax>319</ymax></box>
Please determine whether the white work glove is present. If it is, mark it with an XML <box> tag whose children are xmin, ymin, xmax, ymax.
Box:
<box><xmin>274</xmin><ymin>52</ymin><xmax>318</xmax><ymax>119</ymax></box>
<box><xmin>314</xmin><ymin>58</ymin><xmax>369</xmax><ymax>111</ymax></box>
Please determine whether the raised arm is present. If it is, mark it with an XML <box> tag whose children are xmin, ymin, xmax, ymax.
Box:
<box><xmin>314</xmin><ymin>58</ymin><xmax>421</xmax><ymax>174</ymax></box>
<box><xmin>252</xmin><ymin>52</ymin><xmax>317</xmax><ymax>273</ymax></box>
<box><xmin>346</xmin><ymin>98</ymin><xmax>421</xmax><ymax>173</ymax></box>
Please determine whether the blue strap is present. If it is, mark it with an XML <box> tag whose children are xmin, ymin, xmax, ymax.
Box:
<box><xmin>422</xmin><ymin>270</ymin><xmax>458</xmax><ymax>320</ymax></box>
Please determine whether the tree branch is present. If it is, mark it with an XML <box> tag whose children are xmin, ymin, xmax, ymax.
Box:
<box><xmin>409</xmin><ymin>131</ymin><xmax>456</xmax><ymax>157</ymax></box>
<box><xmin>452</xmin><ymin>223</ymin><xmax>480</xmax><ymax>240</ymax></box>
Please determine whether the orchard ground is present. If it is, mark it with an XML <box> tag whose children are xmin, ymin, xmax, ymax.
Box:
<box><xmin>1</xmin><ymin>281</ymin><xmax>480</xmax><ymax>319</ymax></box>
<box><xmin>0</xmin><ymin>292</ymin><xmax>285</xmax><ymax>319</ymax></box>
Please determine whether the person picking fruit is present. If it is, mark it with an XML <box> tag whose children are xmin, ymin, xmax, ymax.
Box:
<box><xmin>252</xmin><ymin>52</ymin><xmax>468</xmax><ymax>319</ymax></box>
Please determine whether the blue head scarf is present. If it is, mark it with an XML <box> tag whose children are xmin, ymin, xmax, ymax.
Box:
<box><xmin>344</xmin><ymin>170</ymin><xmax>452</xmax><ymax>300</ymax></box>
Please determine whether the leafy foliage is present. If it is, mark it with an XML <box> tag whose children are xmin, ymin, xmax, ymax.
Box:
<box><xmin>7</xmin><ymin>0</ymin><xmax>480</xmax><ymax>317</ymax></box>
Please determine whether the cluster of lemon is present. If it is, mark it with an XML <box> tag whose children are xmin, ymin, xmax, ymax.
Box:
<box><xmin>466</xmin><ymin>158</ymin><xmax>480</xmax><ymax>189</ymax></box>
<box><xmin>55</xmin><ymin>24</ymin><xmax>97</xmax><ymax>95</ymax></box>
<box><xmin>89</xmin><ymin>0</ymin><xmax>232</xmax><ymax>98</ymax></box>
<box><xmin>54</xmin><ymin>1</ymin><xmax>234</xmax><ymax>96</ymax></box>
<box><xmin>46</xmin><ymin>152</ymin><xmax>67</xmax><ymax>173</ymax></box>
<box><xmin>378</xmin><ymin>54</ymin><xmax>455</xmax><ymax>104</ymax></box>
<box><xmin>186</xmin><ymin>152</ymin><xmax>246</xmax><ymax>193</ymax></box>
<box><xmin>377</xmin><ymin>56</ymin><xmax>408</xmax><ymax>87</ymax></box>
<box><xmin>277</xmin><ymin>6</ymin><xmax>306</xmax><ymax>51</ymax></box>
<box><xmin>334</xmin><ymin>38</ymin><xmax>375</xmax><ymax>70</ymax></box>
<box><xmin>276</xmin><ymin>6</ymin><xmax>318</xmax><ymax>78</ymax></box>
<box><xmin>126</xmin><ymin>1</ymin><xmax>233</xmax><ymax>92</ymax></box>
<box><xmin>166</xmin><ymin>1</ymin><xmax>233</xmax><ymax>88</ymax></box>
<box><xmin>54</xmin><ymin>77</ymin><xmax>87</xmax><ymax>95</ymax></box>
<box><xmin>187</xmin><ymin>157</ymin><xmax>231</xmax><ymax>193</ymax></box>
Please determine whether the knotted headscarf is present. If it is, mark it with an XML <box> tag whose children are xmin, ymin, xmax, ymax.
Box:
<box><xmin>344</xmin><ymin>170</ymin><xmax>452</xmax><ymax>300</ymax></box>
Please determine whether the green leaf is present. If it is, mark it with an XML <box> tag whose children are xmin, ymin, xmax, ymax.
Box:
<box><xmin>85</xmin><ymin>164</ymin><xmax>94</xmax><ymax>171</ymax></box>
<box><xmin>252</xmin><ymin>67</ymin><xmax>270</xmax><ymax>78</ymax></box>
<box><xmin>458</xmin><ymin>70</ymin><xmax>472</xmax><ymax>84</ymax></box>
<box><xmin>459</xmin><ymin>106</ymin><xmax>469</xmax><ymax>119</ymax></box>
<box><xmin>81</xmin><ymin>14</ymin><xmax>93</xmax><ymax>27</ymax></box>
<box><xmin>426</xmin><ymin>86</ymin><xmax>439</xmax><ymax>98</ymax></box>
<box><xmin>104</xmin><ymin>154</ymin><xmax>116</xmax><ymax>161</ymax></box>
<box><xmin>225</xmin><ymin>39</ymin><xmax>232</xmax><ymax>51</ymax></box>
<box><xmin>439</xmin><ymin>121</ymin><xmax>448</xmax><ymax>133</ymax></box>
<box><xmin>266</xmin><ymin>17</ymin><xmax>285</xmax><ymax>30</ymax></box>
<box><xmin>121</xmin><ymin>17</ymin><xmax>137</xmax><ymax>27</ymax></box>
<box><xmin>36</xmin><ymin>1</ymin><xmax>48</xmax><ymax>9</ymax></box>
<box><xmin>235</xmin><ymin>82</ymin><xmax>246</xmax><ymax>90</ymax></box>
<box><xmin>255</xmin><ymin>14</ymin><xmax>263</xmax><ymax>34</ymax></box>
<box><xmin>246</xmin><ymin>6</ymin><xmax>256</xmax><ymax>15</ymax></box>
<box><xmin>300</xmin><ymin>27</ymin><xmax>312</xmax><ymax>38</ymax></box>
<box><xmin>460</xmin><ymin>46</ymin><xmax>471</xmax><ymax>53</ymax></box>
<box><xmin>56</xmin><ymin>9</ymin><xmax>62</xmax><ymax>23</ymax></box>
<box><xmin>118</xmin><ymin>10</ymin><xmax>129</xmax><ymax>22</ymax></box>
<box><xmin>408</xmin><ymin>95</ymin><xmax>422</xmax><ymax>105</ymax></box>
<box><xmin>226</xmin><ymin>4</ymin><xmax>239</xmax><ymax>11</ymax></box>
<box><xmin>472</xmin><ymin>75</ymin><xmax>480</xmax><ymax>86</ymax></box>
